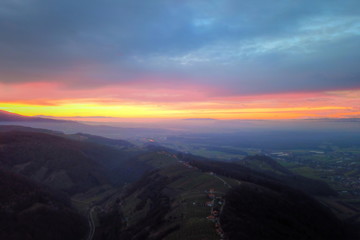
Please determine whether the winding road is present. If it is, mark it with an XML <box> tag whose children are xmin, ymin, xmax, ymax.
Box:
<box><xmin>86</xmin><ymin>206</ymin><xmax>96</xmax><ymax>240</ymax></box>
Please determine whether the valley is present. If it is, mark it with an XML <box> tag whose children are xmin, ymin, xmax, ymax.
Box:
<box><xmin>0</xmin><ymin>122</ymin><xmax>359</xmax><ymax>239</ymax></box>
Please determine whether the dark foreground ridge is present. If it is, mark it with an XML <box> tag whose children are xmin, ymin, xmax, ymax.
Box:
<box><xmin>0</xmin><ymin>168</ymin><xmax>88</xmax><ymax>240</ymax></box>
<box><xmin>221</xmin><ymin>184</ymin><xmax>344</xmax><ymax>240</ymax></box>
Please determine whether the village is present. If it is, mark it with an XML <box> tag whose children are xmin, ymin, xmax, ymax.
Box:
<box><xmin>177</xmin><ymin>159</ymin><xmax>229</xmax><ymax>239</ymax></box>
<box><xmin>267</xmin><ymin>150</ymin><xmax>360</xmax><ymax>196</ymax></box>
<box><xmin>205</xmin><ymin>188</ymin><xmax>227</xmax><ymax>240</ymax></box>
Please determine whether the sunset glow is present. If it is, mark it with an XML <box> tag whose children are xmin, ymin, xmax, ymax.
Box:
<box><xmin>1</xmin><ymin>0</ymin><xmax>359</xmax><ymax>121</ymax></box>
<box><xmin>1</xmin><ymin>81</ymin><xmax>359</xmax><ymax>119</ymax></box>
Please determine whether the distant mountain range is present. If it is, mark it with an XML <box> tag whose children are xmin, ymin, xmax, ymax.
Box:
<box><xmin>183</xmin><ymin>118</ymin><xmax>217</xmax><ymax>120</ymax></box>
<box><xmin>0</xmin><ymin>110</ymin><xmax>69</xmax><ymax>122</ymax></box>
<box><xmin>0</xmin><ymin>110</ymin><xmax>176</xmax><ymax>139</ymax></box>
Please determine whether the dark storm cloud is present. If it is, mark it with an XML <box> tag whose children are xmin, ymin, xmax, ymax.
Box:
<box><xmin>0</xmin><ymin>0</ymin><xmax>359</xmax><ymax>93</ymax></box>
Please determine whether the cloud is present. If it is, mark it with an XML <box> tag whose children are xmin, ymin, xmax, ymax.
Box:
<box><xmin>0</xmin><ymin>0</ymin><xmax>360</xmax><ymax>95</ymax></box>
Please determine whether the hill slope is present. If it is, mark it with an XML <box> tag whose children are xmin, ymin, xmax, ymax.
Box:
<box><xmin>0</xmin><ymin>125</ymin><xmax>350</xmax><ymax>240</ymax></box>
<box><xmin>221</xmin><ymin>184</ymin><xmax>344</xmax><ymax>240</ymax></box>
<box><xmin>184</xmin><ymin>154</ymin><xmax>336</xmax><ymax>197</ymax></box>
<box><xmin>95</xmin><ymin>152</ymin><xmax>345</xmax><ymax>240</ymax></box>
<box><xmin>0</xmin><ymin>169</ymin><xmax>87</xmax><ymax>240</ymax></box>
<box><xmin>0</xmin><ymin>128</ymin><xmax>151</xmax><ymax>194</ymax></box>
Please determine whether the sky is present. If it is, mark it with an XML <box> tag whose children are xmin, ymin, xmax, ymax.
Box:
<box><xmin>0</xmin><ymin>0</ymin><xmax>360</xmax><ymax>120</ymax></box>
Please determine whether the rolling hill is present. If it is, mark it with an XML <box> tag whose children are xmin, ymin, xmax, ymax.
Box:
<box><xmin>0</xmin><ymin>126</ymin><xmax>152</xmax><ymax>194</ymax></box>
<box><xmin>0</xmin><ymin>125</ymin><xmax>355</xmax><ymax>240</ymax></box>
<box><xmin>0</xmin><ymin>168</ymin><xmax>87</xmax><ymax>240</ymax></box>
<box><xmin>93</xmin><ymin>151</ymin><xmax>347</xmax><ymax>240</ymax></box>
<box><xmin>0</xmin><ymin>110</ymin><xmax>176</xmax><ymax>139</ymax></box>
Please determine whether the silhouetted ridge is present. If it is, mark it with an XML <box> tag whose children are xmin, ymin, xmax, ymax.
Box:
<box><xmin>0</xmin><ymin>110</ymin><xmax>70</xmax><ymax>122</ymax></box>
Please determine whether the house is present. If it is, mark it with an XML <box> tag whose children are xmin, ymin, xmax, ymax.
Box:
<box><xmin>216</xmin><ymin>228</ymin><xmax>224</xmax><ymax>235</ymax></box>
<box><xmin>206</xmin><ymin>201</ymin><xmax>213</xmax><ymax>207</ymax></box>
<box><xmin>212</xmin><ymin>210</ymin><xmax>219</xmax><ymax>216</ymax></box>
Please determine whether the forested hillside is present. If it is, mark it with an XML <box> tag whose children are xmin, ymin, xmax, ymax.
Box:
<box><xmin>0</xmin><ymin>169</ymin><xmax>87</xmax><ymax>240</ymax></box>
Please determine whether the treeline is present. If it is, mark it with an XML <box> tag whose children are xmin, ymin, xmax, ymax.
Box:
<box><xmin>180</xmin><ymin>153</ymin><xmax>336</xmax><ymax>197</ymax></box>
<box><xmin>236</xmin><ymin>155</ymin><xmax>293</xmax><ymax>175</ymax></box>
